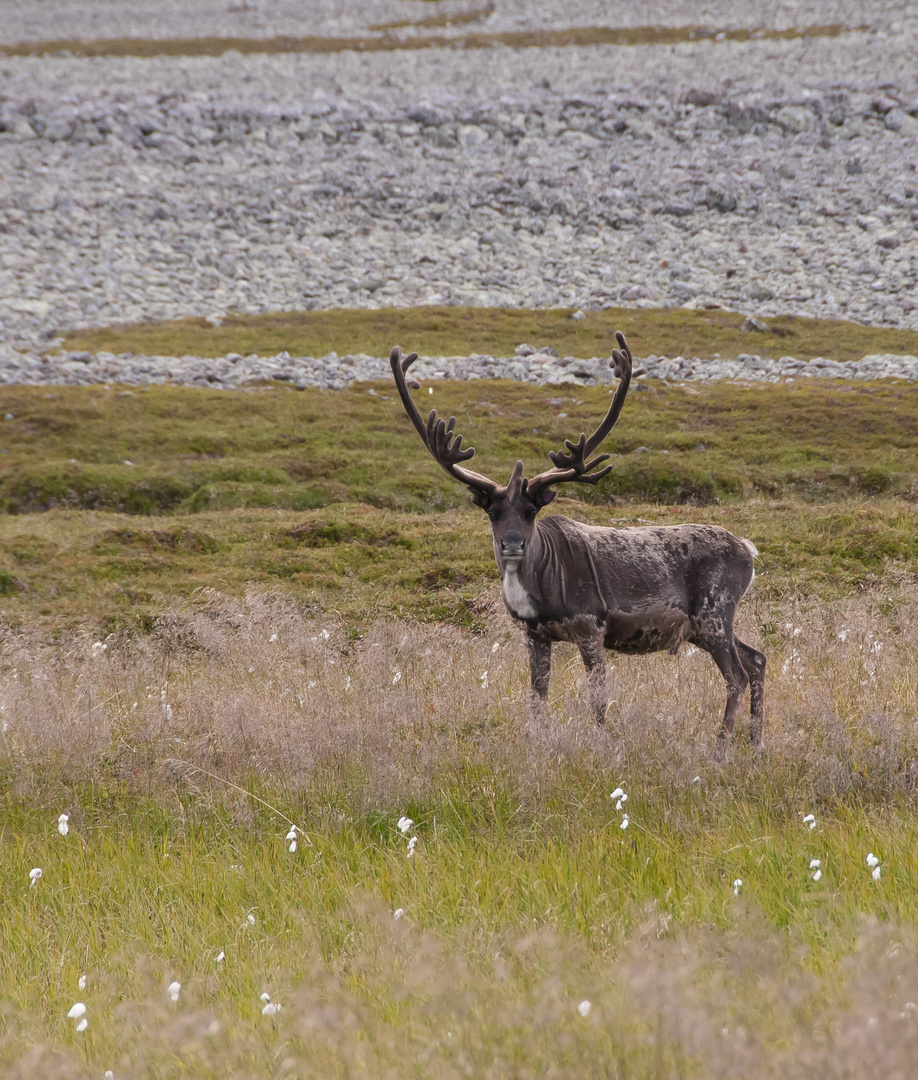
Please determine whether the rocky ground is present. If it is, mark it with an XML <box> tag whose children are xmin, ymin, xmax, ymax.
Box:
<box><xmin>1</xmin><ymin>1</ymin><xmax>917</xmax><ymax>386</ymax></box>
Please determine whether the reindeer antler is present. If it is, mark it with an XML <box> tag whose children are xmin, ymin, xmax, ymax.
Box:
<box><xmin>525</xmin><ymin>331</ymin><xmax>633</xmax><ymax>500</ymax></box>
<box><xmin>390</xmin><ymin>346</ymin><xmax>500</xmax><ymax>497</ymax></box>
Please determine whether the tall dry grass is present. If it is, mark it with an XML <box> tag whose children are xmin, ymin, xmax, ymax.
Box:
<box><xmin>2</xmin><ymin>581</ymin><xmax>918</xmax><ymax>809</ymax></box>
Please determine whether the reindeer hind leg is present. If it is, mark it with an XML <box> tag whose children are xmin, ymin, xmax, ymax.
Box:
<box><xmin>736</xmin><ymin>637</ymin><xmax>766</xmax><ymax>751</ymax></box>
<box><xmin>701</xmin><ymin>636</ymin><xmax>749</xmax><ymax>758</ymax></box>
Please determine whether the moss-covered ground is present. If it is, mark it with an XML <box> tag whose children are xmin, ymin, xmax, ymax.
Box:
<box><xmin>0</xmin><ymin>377</ymin><xmax>916</xmax><ymax>631</ymax></box>
<box><xmin>57</xmin><ymin>305</ymin><xmax>918</xmax><ymax>367</ymax></box>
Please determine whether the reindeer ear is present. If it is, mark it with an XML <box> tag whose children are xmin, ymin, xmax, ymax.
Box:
<box><xmin>535</xmin><ymin>488</ymin><xmax>556</xmax><ymax>507</ymax></box>
<box><xmin>469</xmin><ymin>488</ymin><xmax>492</xmax><ymax>509</ymax></box>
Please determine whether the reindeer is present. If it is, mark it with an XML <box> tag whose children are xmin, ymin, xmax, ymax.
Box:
<box><xmin>389</xmin><ymin>333</ymin><xmax>766</xmax><ymax>753</ymax></box>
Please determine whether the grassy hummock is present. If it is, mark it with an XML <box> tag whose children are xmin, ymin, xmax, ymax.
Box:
<box><xmin>57</xmin><ymin>304</ymin><xmax>918</xmax><ymax>366</ymax></box>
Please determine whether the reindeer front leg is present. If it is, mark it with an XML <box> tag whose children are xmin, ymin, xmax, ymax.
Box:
<box><xmin>526</xmin><ymin>632</ymin><xmax>552</xmax><ymax>721</ymax></box>
<box><xmin>578</xmin><ymin>635</ymin><xmax>608</xmax><ymax>725</ymax></box>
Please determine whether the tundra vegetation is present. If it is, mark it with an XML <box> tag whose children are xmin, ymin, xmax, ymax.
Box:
<box><xmin>4</xmin><ymin>367</ymin><xmax>918</xmax><ymax>1077</ymax></box>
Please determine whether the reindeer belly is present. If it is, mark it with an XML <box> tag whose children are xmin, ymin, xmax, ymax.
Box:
<box><xmin>603</xmin><ymin>607</ymin><xmax>690</xmax><ymax>655</ymax></box>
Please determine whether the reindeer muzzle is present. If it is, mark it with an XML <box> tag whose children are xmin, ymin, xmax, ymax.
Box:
<box><xmin>501</xmin><ymin>534</ymin><xmax>526</xmax><ymax>560</ymax></box>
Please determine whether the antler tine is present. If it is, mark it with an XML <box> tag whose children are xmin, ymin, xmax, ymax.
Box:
<box><xmin>389</xmin><ymin>345</ymin><xmax>499</xmax><ymax>496</ymax></box>
<box><xmin>526</xmin><ymin>331</ymin><xmax>633</xmax><ymax>498</ymax></box>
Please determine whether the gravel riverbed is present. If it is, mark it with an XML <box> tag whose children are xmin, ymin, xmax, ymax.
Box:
<box><xmin>1</xmin><ymin>1</ymin><xmax>917</xmax><ymax>387</ymax></box>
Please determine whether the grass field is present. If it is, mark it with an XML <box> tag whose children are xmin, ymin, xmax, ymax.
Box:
<box><xmin>57</xmin><ymin>304</ymin><xmax>918</xmax><ymax>366</ymax></box>
<box><xmin>4</xmin><ymin>368</ymin><xmax>918</xmax><ymax>1077</ymax></box>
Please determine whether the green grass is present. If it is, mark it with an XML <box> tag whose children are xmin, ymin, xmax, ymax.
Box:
<box><xmin>57</xmin><ymin>305</ymin><xmax>918</xmax><ymax>366</ymax></box>
<box><xmin>3</xmin><ymin>769</ymin><xmax>917</xmax><ymax>1076</ymax></box>
<box><xmin>0</xmin><ymin>379</ymin><xmax>917</xmax><ymax>630</ymax></box>
<box><xmin>3</xmin><ymin>500</ymin><xmax>918</xmax><ymax>633</ymax></box>
<box><xmin>2</xmin><ymin>379</ymin><xmax>918</xmax><ymax>516</ymax></box>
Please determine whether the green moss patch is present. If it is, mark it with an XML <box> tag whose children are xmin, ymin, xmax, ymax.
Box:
<box><xmin>58</xmin><ymin>305</ymin><xmax>918</xmax><ymax>367</ymax></box>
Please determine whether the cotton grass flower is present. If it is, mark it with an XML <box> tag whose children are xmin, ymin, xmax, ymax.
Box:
<box><xmin>167</xmin><ymin>981</ymin><xmax>181</xmax><ymax>1002</ymax></box>
<box><xmin>397</xmin><ymin>816</ymin><xmax>414</xmax><ymax>835</ymax></box>
<box><xmin>733</xmin><ymin>879</ymin><xmax>742</xmax><ymax>896</ymax></box>
<box><xmin>29</xmin><ymin>867</ymin><xmax>42</xmax><ymax>887</ymax></box>
<box><xmin>802</xmin><ymin>813</ymin><xmax>816</xmax><ymax>829</ymax></box>
<box><xmin>619</xmin><ymin>815</ymin><xmax>629</xmax><ymax>830</ymax></box>
<box><xmin>407</xmin><ymin>836</ymin><xmax>419</xmax><ymax>857</ymax></box>
<box><xmin>67</xmin><ymin>1002</ymin><xmax>88</xmax><ymax>1032</ymax></box>
<box><xmin>578</xmin><ymin>1000</ymin><xmax>592</xmax><ymax>1017</ymax></box>
<box><xmin>810</xmin><ymin>859</ymin><xmax>822</xmax><ymax>881</ymax></box>
<box><xmin>78</xmin><ymin>975</ymin><xmax>86</xmax><ymax>990</ymax></box>
<box><xmin>393</xmin><ymin>908</ymin><xmax>405</xmax><ymax>920</ymax></box>
<box><xmin>247</xmin><ymin>913</ymin><xmax>256</xmax><ymax>925</ymax></box>
<box><xmin>216</xmin><ymin>951</ymin><xmax>225</xmax><ymax>963</ymax></box>
<box><xmin>57</xmin><ymin>813</ymin><xmax>69</xmax><ymax>836</ymax></box>
<box><xmin>260</xmin><ymin>993</ymin><xmax>283</xmax><ymax>1016</ymax></box>
<box><xmin>286</xmin><ymin>826</ymin><xmax>298</xmax><ymax>853</ymax></box>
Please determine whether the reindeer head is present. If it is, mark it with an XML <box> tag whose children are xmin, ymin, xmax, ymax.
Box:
<box><xmin>390</xmin><ymin>334</ymin><xmax>633</xmax><ymax>571</ymax></box>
